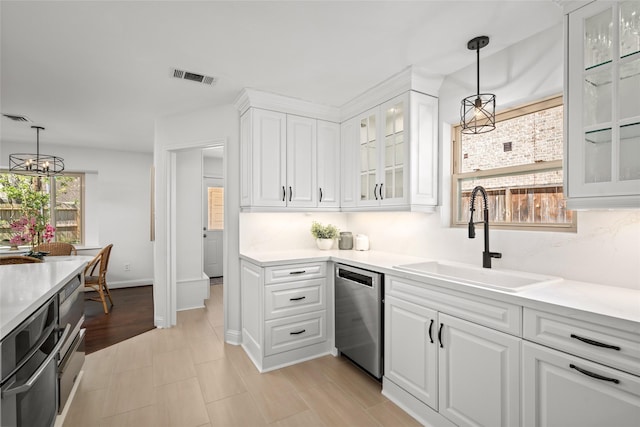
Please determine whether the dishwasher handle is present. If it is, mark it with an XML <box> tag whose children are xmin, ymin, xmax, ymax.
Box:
<box><xmin>335</xmin><ymin>265</ymin><xmax>380</xmax><ymax>288</ymax></box>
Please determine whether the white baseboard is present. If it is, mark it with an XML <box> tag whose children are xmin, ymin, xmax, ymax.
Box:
<box><xmin>107</xmin><ymin>278</ymin><xmax>153</xmax><ymax>289</ymax></box>
<box><xmin>225</xmin><ymin>329</ymin><xmax>242</xmax><ymax>345</ymax></box>
<box><xmin>154</xmin><ymin>316</ymin><xmax>166</xmax><ymax>328</ymax></box>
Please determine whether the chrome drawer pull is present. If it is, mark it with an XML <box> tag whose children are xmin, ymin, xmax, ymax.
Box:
<box><xmin>289</xmin><ymin>296</ymin><xmax>306</xmax><ymax>301</ymax></box>
<box><xmin>570</xmin><ymin>334</ymin><xmax>621</xmax><ymax>351</ymax></box>
<box><xmin>290</xmin><ymin>329</ymin><xmax>306</xmax><ymax>335</ymax></box>
<box><xmin>289</xmin><ymin>270</ymin><xmax>306</xmax><ymax>275</ymax></box>
<box><xmin>570</xmin><ymin>364</ymin><xmax>620</xmax><ymax>384</ymax></box>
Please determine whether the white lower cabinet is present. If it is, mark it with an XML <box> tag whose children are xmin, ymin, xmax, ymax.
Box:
<box><xmin>385</xmin><ymin>295</ymin><xmax>438</xmax><ymax>410</ymax></box>
<box><xmin>240</xmin><ymin>260</ymin><xmax>331</xmax><ymax>372</ymax></box>
<box><xmin>438</xmin><ymin>313</ymin><xmax>520</xmax><ymax>427</ymax></box>
<box><xmin>523</xmin><ymin>341</ymin><xmax>640</xmax><ymax>427</ymax></box>
<box><xmin>384</xmin><ymin>278</ymin><xmax>521</xmax><ymax>427</ymax></box>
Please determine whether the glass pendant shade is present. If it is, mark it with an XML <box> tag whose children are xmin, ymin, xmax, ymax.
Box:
<box><xmin>460</xmin><ymin>36</ymin><xmax>496</xmax><ymax>134</ymax></box>
<box><xmin>9</xmin><ymin>126</ymin><xmax>65</xmax><ymax>176</ymax></box>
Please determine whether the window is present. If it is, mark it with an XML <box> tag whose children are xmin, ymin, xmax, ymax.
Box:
<box><xmin>452</xmin><ymin>96</ymin><xmax>575</xmax><ymax>231</ymax></box>
<box><xmin>0</xmin><ymin>172</ymin><xmax>84</xmax><ymax>244</ymax></box>
<box><xmin>207</xmin><ymin>187</ymin><xmax>224</xmax><ymax>230</ymax></box>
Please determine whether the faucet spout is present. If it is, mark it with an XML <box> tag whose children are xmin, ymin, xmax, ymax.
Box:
<box><xmin>468</xmin><ymin>186</ymin><xmax>502</xmax><ymax>268</ymax></box>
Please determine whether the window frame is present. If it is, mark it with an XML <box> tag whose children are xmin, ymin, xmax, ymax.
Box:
<box><xmin>0</xmin><ymin>171</ymin><xmax>85</xmax><ymax>244</ymax></box>
<box><xmin>52</xmin><ymin>172</ymin><xmax>85</xmax><ymax>245</ymax></box>
<box><xmin>451</xmin><ymin>95</ymin><xmax>577</xmax><ymax>232</ymax></box>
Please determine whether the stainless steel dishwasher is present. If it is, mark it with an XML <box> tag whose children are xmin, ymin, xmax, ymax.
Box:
<box><xmin>335</xmin><ymin>263</ymin><xmax>383</xmax><ymax>379</ymax></box>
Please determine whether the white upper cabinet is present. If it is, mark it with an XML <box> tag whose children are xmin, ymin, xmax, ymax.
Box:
<box><xmin>340</xmin><ymin>117</ymin><xmax>358</xmax><ymax>208</ymax></box>
<box><xmin>317</xmin><ymin>120</ymin><xmax>341</xmax><ymax>208</ymax></box>
<box><xmin>286</xmin><ymin>115</ymin><xmax>317</xmax><ymax>208</ymax></box>
<box><xmin>241</xmin><ymin>108</ymin><xmax>287</xmax><ymax>208</ymax></box>
<box><xmin>239</xmin><ymin>108</ymin><xmax>340</xmax><ymax>210</ymax></box>
<box><xmin>355</xmin><ymin>95</ymin><xmax>408</xmax><ymax>208</ymax></box>
<box><xmin>566</xmin><ymin>0</ymin><xmax>640</xmax><ymax>208</ymax></box>
<box><xmin>342</xmin><ymin>90</ymin><xmax>438</xmax><ymax>211</ymax></box>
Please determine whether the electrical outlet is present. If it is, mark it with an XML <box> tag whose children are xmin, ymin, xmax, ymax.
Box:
<box><xmin>124</xmin><ymin>263</ymin><xmax>131</xmax><ymax>271</ymax></box>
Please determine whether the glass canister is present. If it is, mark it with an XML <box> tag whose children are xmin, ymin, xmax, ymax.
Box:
<box><xmin>339</xmin><ymin>232</ymin><xmax>353</xmax><ymax>250</ymax></box>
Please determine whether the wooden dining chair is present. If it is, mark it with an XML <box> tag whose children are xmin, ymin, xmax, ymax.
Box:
<box><xmin>0</xmin><ymin>255</ymin><xmax>43</xmax><ymax>265</ymax></box>
<box><xmin>34</xmin><ymin>242</ymin><xmax>77</xmax><ymax>256</ymax></box>
<box><xmin>84</xmin><ymin>244</ymin><xmax>114</xmax><ymax>314</ymax></box>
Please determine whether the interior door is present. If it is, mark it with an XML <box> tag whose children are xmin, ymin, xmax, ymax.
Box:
<box><xmin>204</xmin><ymin>178</ymin><xmax>223</xmax><ymax>278</ymax></box>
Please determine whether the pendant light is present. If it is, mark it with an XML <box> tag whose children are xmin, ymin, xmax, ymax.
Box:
<box><xmin>461</xmin><ymin>36</ymin><xmax>496</xmax><ymax>134</ymax></box>
<box><xmin>9</xmin><ymin>126</ymin><xmax>65</xmax><ymax>176</ymax></box>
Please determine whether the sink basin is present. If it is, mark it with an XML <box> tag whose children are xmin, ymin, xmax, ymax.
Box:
<box><xmin>393</xmin><ymin>261</ymin><xmax>562</xmax><ymax>292</ymax></box>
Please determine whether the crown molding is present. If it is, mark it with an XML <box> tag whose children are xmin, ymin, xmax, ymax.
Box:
<box><xmin>234</xmin><ymin>65</ymin><xmax>443</xmax><ymax>123</ymax></box>
<box><xmin>339</xmin><ymin>66</ymin><xmax>443</xmax><ymax>121</ymax></box>
<box><xmin>233</xmin><ymin>88</ymin><xmax>340</xmax><ymax>122</ymax></box>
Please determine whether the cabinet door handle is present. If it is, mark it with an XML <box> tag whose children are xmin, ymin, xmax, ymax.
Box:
<box><xmin>290</xmin><ymin>329</ymin><xmax>306</xmax><ymax>335</ymax></box>
<box><xmin>282</xmin><ymin>186</ymin><xmax>286</xmax><ymax>202</ymax></box>
<box><xmin>289</xmin><ymin>186</ymin><xmax>293</xmax><ymax>202</ymax></box>
<box><xmin>428</xmin><ymin>319</ymin><xmax>434</xmax><ymax>344</ymax></box>
<box><xmin>289</xmin><ymin>270</ymin><xmax>306</xmax><ymax>275</ymax></box>
<box><xmin>374</xmin><ymin>184</ymin><xmax>379</xmax><ymax>200</ymax></box>
<box><xmin>289</xmin><ymin>296</ymin><xmax>306</xmax><ymax>301</ymax></box>
<box><xmin>570</xmin><ymin>334</ymin><xmax>621</xmax><ymax>351</ymax></box>
<box><xmin>379</xmin><ymin>183</ymin><xmax>384</xmax><ymax>200</ymax></box>
<box><xmin>319</xmin><ymin>187</ymin><xmax>323</xmax><ymax>202</ymax></box>
<box><xmin>438</xmin><ymin>323</ymin><xmax>444</xmax><ymax>348</ymax></box>
<box><xmin>569</xmin><ymin>364</ymin><xmax>620</xmax><ymax>384</ymax></box>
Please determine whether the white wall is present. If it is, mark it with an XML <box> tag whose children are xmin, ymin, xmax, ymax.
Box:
<box><xmin>204</xmin><ymin>156</ymin><xmax>223</xmax><ymax>177</ymax></box>
<box><xmin>154</xmin><ymin>105</ymin><xmax>241</xmax><ymax>340</ymax></box>
<box><xmin>238</xmin><ymin>24</ymin><xmax>640</xmax><ymax>291</ymax></box>
<box><xmin>240</xmin><ymin>212</ymin><xmax>349</xmax><ymax>251</ymax></box>
<box><xmin>0</xmin><ymin>141</ymin><xmax>154</xmax><ymax>288</ymax></box>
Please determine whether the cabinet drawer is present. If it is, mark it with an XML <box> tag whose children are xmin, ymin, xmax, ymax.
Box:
<box><xmin>387</xmin><ymin>274</ymin><xmax>521</xmax><ymax>336</ymax></box>
<box><xmin>523</xmin><ymin>308</ymin><xmax>640</xmax><ymax>376</ymax></box>
<box><xmin>264</xmin><ymin>279</ymin><xmax>325</xmax><ymax>320</ymax></box>
<box><xmin>523</xmin><ymin>341</ymin><xmax>640</xmax><ymax>427</ymax></box>
<box><xmin>264</xmin><ymin>311</ymin><xmax>326</xmax><ymax>356</ymax></box>
<box><xmin>265</xmin><ymin>262</ymin><xmax>326</xmax><ymax>284</ymax></box>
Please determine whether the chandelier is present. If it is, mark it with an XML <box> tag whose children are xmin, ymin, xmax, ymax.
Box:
<box><xmin>460</xmin><ymin>36</ymin><xmax>496</xmax><ymax>134</ymax></box>
<box><xmin>9</xmin><ymin>126</ymin><xmax>65</xmax><ymax>176</ymax></box>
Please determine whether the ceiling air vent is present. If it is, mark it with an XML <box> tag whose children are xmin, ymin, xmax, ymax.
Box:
<box><xmin>2</xmin><ymin>114</ymin><xmax>32</xmax><ymax>122</ymax></box>
<box><xmin>171</xmin><ymin>68</ymin><xmax>217</xmax><ymax>86</ymax></box>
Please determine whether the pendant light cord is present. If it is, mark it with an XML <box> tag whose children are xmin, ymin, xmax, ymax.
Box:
<box><xmin>476</xmin><ymin>45</ymin><xmax>480</xmax><ymax>99</ymax></box>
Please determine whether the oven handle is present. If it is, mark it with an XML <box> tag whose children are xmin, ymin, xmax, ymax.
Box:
<box><xmin>1</xmin><ymin>320</ymin><xmax>59</xmax><ymax>386</ymax></box>
<box><xmin>1</xmin><ymin>324</ymin><xmax>71</xmax><ymax>398</ymax></box>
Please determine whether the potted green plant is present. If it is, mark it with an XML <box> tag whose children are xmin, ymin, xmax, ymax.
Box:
<box><xmin>311</xmin><ymin>221</ymin><xmax>339</xmax><ymax>250</ymax></box>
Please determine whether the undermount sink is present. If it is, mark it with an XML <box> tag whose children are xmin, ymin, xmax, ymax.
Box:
<box><xmin>393</xmin><ymin>261</ymin><xmax>562</xmax><ymax>292</ymax></box>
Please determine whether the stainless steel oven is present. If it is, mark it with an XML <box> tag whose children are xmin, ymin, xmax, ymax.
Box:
<box><xmin>57</xmin><ymin>273</ymin><xmax>85</xmax><ymax>413</ymax></box>
<box><xmin>1</xmin><ymin>297</ymin><xmax>70</xmax><ymax>427</ymax></box>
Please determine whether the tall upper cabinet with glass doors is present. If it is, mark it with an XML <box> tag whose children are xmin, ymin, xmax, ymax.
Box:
<box><xmin>566</xmin><ymin>0</ymin><xmax>640</xmax><ymax>208</ymax></box>
<box><xmin>357</xmin><ymin>94</ymin><xmax>408</xmax><ymax>207</ymax></box>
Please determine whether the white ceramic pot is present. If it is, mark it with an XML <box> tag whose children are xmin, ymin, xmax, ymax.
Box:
<box><xmin>354</xmin><ymin>234</ymin><xmax>370</xmax><ymax>251</ymax></box>
<box><xmin>316</xmin><ymin>238</ymin><xmax>334</xmax><ymax>250</ymax></box>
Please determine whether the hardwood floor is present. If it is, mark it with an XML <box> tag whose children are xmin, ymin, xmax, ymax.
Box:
<box><xmin>83</xmin><ymin>285</ymin><xmax>155</xmax><ymax>354</ymax></box>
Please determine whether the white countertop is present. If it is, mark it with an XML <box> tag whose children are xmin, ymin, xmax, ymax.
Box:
<box><xmin>240</xmin><ymin>249</ymin><xmax>640</xmax><ymax>327</ymax></box>
<box><xmin>0</xmin><ymin>259</ymin><xmax>88</xmax><ymax>339</ymax></box>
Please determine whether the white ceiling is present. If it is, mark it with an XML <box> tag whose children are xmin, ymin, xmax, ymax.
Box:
<box><xmin>1</xmin><ymin>1</ymin><xmax>564</xmax><ymax>154</ymax></box>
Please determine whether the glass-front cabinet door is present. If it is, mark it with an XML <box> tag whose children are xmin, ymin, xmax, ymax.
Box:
<box><xmin>381</xmin><ymin>97</ymin><xmax>407</xmax><ymax>204</ymax></box>
<box><xmin>359</xmin><ymin>108</ymin><xmax>379</xmax><ymax>205</ymax></box>
<box><xmin>567</xmin><ymin>1</ymin><xmax>640</xmax><ymax>207</ymax></box>
<box><xmin>356</xmin><ymin>94</ymin><xmax>409</xmax><ymax>207</ymax></box>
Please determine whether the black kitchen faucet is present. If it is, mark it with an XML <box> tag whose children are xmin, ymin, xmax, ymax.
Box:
<box><xmin>468</xmin><ymin>185</ymin><xmax>502</xmax><ymax>268</ymax></box>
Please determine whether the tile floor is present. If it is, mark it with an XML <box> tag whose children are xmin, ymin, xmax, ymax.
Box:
<box><xmin>62</xmin><ymin>284</ymin><xmax>420</xmax><ymax>427</ymax></box>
